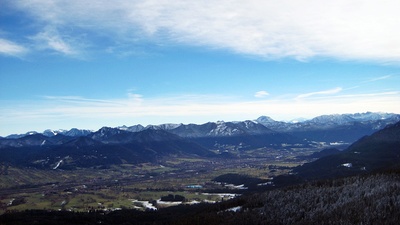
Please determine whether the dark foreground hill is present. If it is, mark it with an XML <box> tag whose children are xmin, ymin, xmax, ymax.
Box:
<box><xmin>294</xmin><ymin>121</ymin><xmax>400</xmax><ymax>180</ymax></box>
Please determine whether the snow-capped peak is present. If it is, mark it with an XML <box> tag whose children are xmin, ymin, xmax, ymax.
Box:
<box><xmin>43</xmin><ymin>129</ymin><xmax>66</xmax><ymax>137</ymax></box>
<box><xmin>256</xmin><ymin>116</ymin><xmax>276</xmax><ymax>123</ymax></box>
<box><xmin>349</xmin><ymin>112</ymin><xmax>396</xmax><ymax>121</ymax></box>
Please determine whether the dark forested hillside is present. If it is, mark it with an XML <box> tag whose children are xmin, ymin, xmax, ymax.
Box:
<box><xmin>253</xmin><ymin>172</ymin><xmax>400</xmax><ymax>225</ymax></box>
<box><xmin>0</xmin><ymin>129</ymin><xmax>214</xmax><ymax>169</ymax></box>
<box><xmin>294</xmin><ymin>121</ymin><xmax>400</xmax><ymax>180</ymax></box>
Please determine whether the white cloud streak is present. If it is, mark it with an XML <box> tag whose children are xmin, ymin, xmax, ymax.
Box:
<box><xmin>363</xmin><ymin>75</ymin><xmax>392</xmax><ymax>83</ymax></box>
<box><xmin>296</xmin><ymin>87</ymin><xmax>343</xmax><ymax>100</ymax></box>
<box><xmin>30</xmin><ymin>28</ymin><xmax>80</xmax><ymax>56</ymax></box>
<box><xmin>254</xmin><ymin>91</ymin><xmax>270</xmax><ymax>98</ymax></box>
<box><xmin>0</xmin><ymin>38</ymin><xmax>28</xmax><ymax>57</ymax></box>
<box><xmin>9</xmin><ymin>0</ymin><xmax>400</xmax><ymax>62</ymax></box>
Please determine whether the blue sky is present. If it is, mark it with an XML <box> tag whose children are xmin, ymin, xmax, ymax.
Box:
<box><xmin>1</xmin><ymin>0</ymin><xmax>400</xmax><ymax>136</ymax></box>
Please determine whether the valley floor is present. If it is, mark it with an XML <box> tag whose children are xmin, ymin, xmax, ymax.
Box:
<box><xmin>0</xmin><ymin>148</ymin><xmax>303</xmax><ymax>214</ymax></box>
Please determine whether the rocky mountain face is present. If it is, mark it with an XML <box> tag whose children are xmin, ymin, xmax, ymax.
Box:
<box><xmin>257</xmin><ymin>112</ymin><xmax>400</xmax><ymax>143</ymax></box>
<box><xmin>257</xmin><ymin>112</ymin><xmax>400</xmax><ymax>131</ymax></box>
<box><xmin>6</xmin><ymin>128</ymin><xmax>92</xmax><ymax>139</ymax></box>
<box><xmin>167</xmin><ymin>120</ymin><xmax>274</xmax><ymax>138</ymax></box>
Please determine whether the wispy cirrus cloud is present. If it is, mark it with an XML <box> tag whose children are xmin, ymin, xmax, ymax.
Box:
<box><xmin>30</xmin><ymin>28</ymin><xmax>81</xmax><ymax>56</ymax></box>
<box><xmin>254</xmin><ymin>91</ymin><xmax>270</xmax><ymax>98</ymax></box>
<box><xmin>363</xmin><ymin>75</ymin><xmax>392</xmax><ymax>83</ymax></box>
<box><xmin>296</xmin><ymin>87</ymin><xmax>343</xmax><ymax>100</ymax></box>
<box><xmin>7</xmin><ymin>0</ymin><xmax>400</xmax><ymax>62</ymax></box>
<box><xmin>42</xmin><ymin>95</ymin><xmax>129</xmax><ymax>106</ymax></box>
<box><xmin>0</xmin><ymin>38</ymin><xmax>28</xmax><ymax>57</ymax></box>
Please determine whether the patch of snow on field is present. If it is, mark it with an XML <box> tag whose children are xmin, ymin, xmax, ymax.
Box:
<box><xmin>53</xmin><ymin>160</ymin><xmax>63</xmax><ymax>169</ymax></box>
<box><xmin>226</xmin><ymin>206</ymin><xmax>242</xmax><ymax>212</ymax></box>
<box><xmin>225</xmin><ymin>184</ymin><xmax>248</xmax><ymax>189</ymax></box>
<box><xmin>341</xmin><ymin>163</ymin><xmax>352</xmax><ymax>168</ymax></box>
<box><xmin>202</xmin><ymin>193</ymin><xmax>240</xmax><ymax>200</ymax></box>
<box><xmin>156</xmin><ymin>200</ymin><xmax>182</xmax><ymax>206</ymax></box>
<box><xmin>132</xmin><ymin>200</ymin><xmax>157</xmax><ymax>211</ymax></box>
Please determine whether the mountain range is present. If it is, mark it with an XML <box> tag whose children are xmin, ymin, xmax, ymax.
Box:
<box><xmin>1</xmin><ymin>112</ymin><xmax>399</xmax><ymax>170</ymax></box>
<box><xmin>4</xmin><ymin>112</ymin><xmax>399</xmax><ymax>143</ymax></box>
<box><xmin>256</xmin><ymin>112</ymin><xmax>400</xmax><ymax>143</ymax></box>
